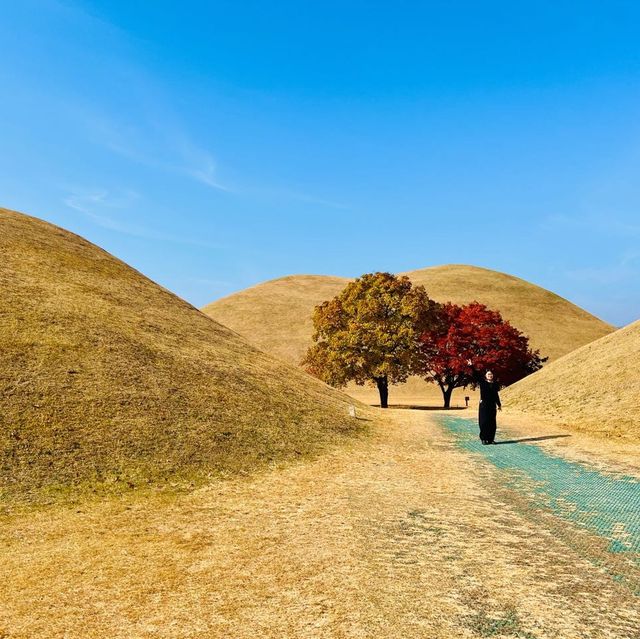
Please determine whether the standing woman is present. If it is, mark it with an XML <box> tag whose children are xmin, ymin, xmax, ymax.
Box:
<box><xmin>479</xmin><ymin>370</ymin><xmax>501</xmax><ymax>444</ymax></box>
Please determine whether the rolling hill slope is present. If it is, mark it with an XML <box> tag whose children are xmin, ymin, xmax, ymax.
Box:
<box><xmin>503</xmin><ymin>319</ymin><xmax>639</xmax><ymax>439</ymax></box>
<box><xmin>0</xmin><ymin>208</ymin><xmax>363</xmax><ymax>501</ymax></box>
<box><xmin>403</xmin><ymin>265</ymin><xmax>614</xmax><ymax>362</ymax></box>
<box><xmin>203</xmin><ymin>266</ymin><xmax>614</xmax><ymax>404</ymax></box>
<box><xmin>206</xmin><ymin>274</ymin><xmax>350</xmax><ymax>364</ymax></box>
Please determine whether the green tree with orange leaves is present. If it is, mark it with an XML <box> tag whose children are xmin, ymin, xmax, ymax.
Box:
<box><xmin>302</xmin><ymin>272</ymin><xmax>439</xmax><ymax>408</ymax></box>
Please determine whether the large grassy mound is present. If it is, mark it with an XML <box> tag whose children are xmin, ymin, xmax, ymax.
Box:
<box><xmin>205</xmin><ymin>274</ymin><xmax>351</xmax><ymax>364</ymax></box>
<box><xmin>404</xmin><ymin>265</ymin><xmax>614</xmax><ymax>362</ymax></box>
<box><xmin>0</xmin><ymin>209</ymin><xmax>362</xmax><ymax>501</ymax></box>
<box><xmin>204</xmin><ymin>267</ymin><xmax>613</xmax><ymax>367</ymax></box>
<box><xmin>503</xmin><ymin>320</ymin><xmax>639</xmax><ymax>440</ymax></box>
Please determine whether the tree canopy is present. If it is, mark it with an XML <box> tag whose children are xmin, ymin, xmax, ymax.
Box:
<box><xmin>418</xmin><ymin>302</ymin><xmax>545</xmax><ymax>408</ymax></box>
<box><xmin>302</xmin><ymin>272</ymin><xmax>439</xmax><ymax>407</ymax></box>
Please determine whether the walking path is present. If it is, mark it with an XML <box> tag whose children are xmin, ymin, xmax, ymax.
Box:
<box><xmin>1</xmin><ymin>410</ymin><xmax>638</xmax><ymax>638</ymax></box>
<box><xmin>440</xmin><ymin>415</ymin><xmax>639</xmax><ymax>591</ymax></box>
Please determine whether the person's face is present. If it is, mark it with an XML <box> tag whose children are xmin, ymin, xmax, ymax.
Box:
<box><xmin>485</xmin><ymin>371</ymin><xmax>494</xmax><ymax>382</ymax></box>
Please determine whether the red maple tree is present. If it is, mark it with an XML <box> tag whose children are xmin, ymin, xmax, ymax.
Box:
<box><xmin>417</xmin><ymin>302</ymin><xmax>546</xmax><ymax>408</ymax></box>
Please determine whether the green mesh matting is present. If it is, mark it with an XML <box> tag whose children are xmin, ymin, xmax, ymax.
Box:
<box><xmin>438</xmin><ymin>416</ymin><xmax>640</xmax><ymax>591</ymax></box>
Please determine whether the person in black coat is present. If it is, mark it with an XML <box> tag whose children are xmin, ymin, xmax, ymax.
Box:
<box><xmin>478</xmin><ymin>370</ymin><xmax>501</xmax><ymax>445</ymax></box>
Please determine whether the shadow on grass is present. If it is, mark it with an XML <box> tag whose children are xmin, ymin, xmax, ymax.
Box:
<box><xmin>494</xmin><ymin>434</ymin><xmax>571</xmax><ymax>445</ymax></box>
<box><xmin>385</xmin><ymin>404</ymin><xmax>468</xmax><ymax>411</ymax></box>
<box><xmin>462</xmin><ymin>607</ymin><xmax>536</xmax><ymax>638</ymax></box>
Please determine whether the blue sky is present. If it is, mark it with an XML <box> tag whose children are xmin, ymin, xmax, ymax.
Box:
<box><xmin>1</xmin><ymin>1</ymin><xmax>640</xmax><ymax>326</ymax></box>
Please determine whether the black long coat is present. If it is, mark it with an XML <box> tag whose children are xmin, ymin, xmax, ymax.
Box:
<box><xmin>478</xmin><ymin>380</ymin><xmax>501</xmax><ymax>441</ymax></box>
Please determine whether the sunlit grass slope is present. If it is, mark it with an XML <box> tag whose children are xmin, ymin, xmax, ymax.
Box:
<box><xmin>203</xmin><ymin>275</ymin><xmax>350</xmax><ymax>364</ymax></box>
<box><xmin>404</xmin><ymin>265</ymin><xmax>613</xmax><ymax>362</ymax></box>
<box><xmin>0</xmin><ymin>209</ymin><xmax>363</xmax><ymax>502</ymax></box>
<box><xmin>503</xmin><ymin>319</ymin><xmax>639</xmax><ymax>439</ymax></box>
<box><xmin>204</xmin><ymin>266</ymin><xmax>614</xmax><ymax>368</ymax></box>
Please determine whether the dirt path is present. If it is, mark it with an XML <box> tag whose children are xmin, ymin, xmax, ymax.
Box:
<box><xmin>1</xmin><ymin>410</ymin><xmax>638</xmax><ymax>638</ymax></box>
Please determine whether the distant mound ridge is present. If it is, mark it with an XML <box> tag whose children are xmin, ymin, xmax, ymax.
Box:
<box><xmin>403</xmin><ymin>265</ymin><xmax>614</xmax><ymax>362</ymax></box>
<box><xmin>204</xmin><ymin>266</ymin><xmax>614</xmax><ymax>367</ymax></box>
<box><xmin>0</xmin><ymin>208</ymin><xmax>361</xmax><ymax>500</ymax></box>
<box><xmin>504</xmin><ymin>319</ymin><xmax>639</xmax><ymax>440</ymax></box>
<box><xmin>204</xmin><ymin>275</ymin><xmax>350</xmax><ymax>364</ymax></box>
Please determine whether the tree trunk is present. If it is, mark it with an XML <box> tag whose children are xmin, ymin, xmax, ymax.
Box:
<box><xmin>442</xmin><ymin>385</ymin><xmax>454</xmax><ymax>409</ymax></box>
<box><xmin>375</xmin><ymin>376</ymin><xmax>389</xmax><ymax>408</ymax></box>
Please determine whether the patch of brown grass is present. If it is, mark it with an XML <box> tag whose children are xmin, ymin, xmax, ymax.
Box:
<box><xmin>503</xmin><ymin>319</ymin><xmax>640</xmax><ymax>440</ymax></box>
<box><xmin>0</xmin><ymin>208</ymin><xmax>368</xmax><ymax>504</ymax></box>
<box><xmin>1</xmin><ymin>410</ymin><xmax>636</xmax><ymax>638</ymax></box>
<box><xmin>202</xmin><ymin>274</ymin><xmax>351</xmax><ymax>364</ymax></box>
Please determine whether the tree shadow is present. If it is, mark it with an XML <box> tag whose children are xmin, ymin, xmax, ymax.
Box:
<box><xmin>383</xmin><ymin>404</ymin><xmax>468</xmax><ymax>411</ymax></box>
<box><xmin>494</xmin><ymin>434</ymin><xmax>571</xmax><ymax>445</ymax></box>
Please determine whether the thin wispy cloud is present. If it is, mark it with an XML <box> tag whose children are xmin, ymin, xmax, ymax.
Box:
<box><xmin>175</xmin><ymin>140</ymin><xmax>231</xmax><ymax>192</ymax></box>
<box><xmin>542</xmin><ymin>213</ymin><xmax>640</xmax><ymax>238</ymax></box>
<box><xmin>31</xmin><ymin>2</ymin><xmax>231</xmax><ymax>194</ymax></box>
<box><xmin>64</xmin><ymin>188</ymin><xmax>141</xmax><ymax>233</ymax></box>
<box><xmin>565</xmin><ymin>251</ymin><xmax>640</xmax><ymax>285</ymax></box>
<box><xmin>32</xmin><ymin>3</ymin><xmax>349</xmax><ymax>204</ymax></box>
<box><xmin>247</xmin><ymin>185</ymin><xmax>350</xmax><ymax>210</ymax></box>
<box><xmin>188</xmin><ymin>277</ymin><xmax>234</xmax><ymax>288</ymax></box>
<box><xmin>284</xmin><ymin>190</ymin><xmax>350</xmax><ymax>210</ymax></box>
<box><xmin>602</xmin><ymin>219</ymin><xmax>640</xmax><ymax>238</ymax></box>
<box><xmin>82</xmin><ymin>110</ymin><xmax>231</xmax><ymax>193</ymax></box>
<box><xmin>63</xmin><ymin>187</ymin><xmax>226</xmax><ymax>250</ymax></box>
<box><xmin>64</xmin><ymin>188</ymin><xmax>139</xmax><ymax>214</ymax></box>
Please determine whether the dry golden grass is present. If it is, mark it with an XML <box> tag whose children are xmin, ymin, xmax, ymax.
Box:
<box><xmin>504</xmin><ymin>319</ymin><xmax>640</xmax><ymax>440</ymax></box>
<box><xmin>404</xmin><ymin>265</ymin><xmax>613</xmax><ymax>362</ymax></box>
<box><xmin>203</xmin><ymin>274</ymin><xmax>351</xmax><ymax>364</ymax></box>
<box><xmin>1</xmin><ymin>409</ymin><xmax>637</xmax><ymax>638</ymax></box>
<box><xmin>203</xmin><ymin>265</ymin><xmax>614</xmax><ymax>406</ymax></box>
<box><xmin>0</xmin><ymin>208</ymin><xmax>367</xmax><ymax>504</ymax></box>
<box><xmin>498</xmin><ymin>410</ymin><xmax>640</xmax><ymax>474</ymax></box>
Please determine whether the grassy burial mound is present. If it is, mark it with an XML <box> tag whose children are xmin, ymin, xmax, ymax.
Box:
<box><xmin>204</xmin><ymin>266</ymin><xmax>613</xmax><ymax>367</ymax></box>
<box><xmin>404</xmin><ymin>265</ymin><xmax>614</xmax><ymax>362</ymax></box>
<box><xmin>503</xmin><ymin>319</ymin><xmax>640</xmax><ymax>440</ymax></box>
<box><xmin>203</xmin><ymin>274</ymin><xmax>349</xmax><ymax>364</ymax></box>
<box><xmin>0</xmin><ymin>208</ymin><xmax>363</xmax><ymax>501</ymax></box>
<box><xmin>203</xmin><ymin>266</ymin><xmax>614</xmax><ymax>405</ymax></box>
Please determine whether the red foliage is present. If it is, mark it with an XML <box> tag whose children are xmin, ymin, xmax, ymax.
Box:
<box><xmin>418</xmin><ymin>302</ymin><xmax>545</xmax><ymax>401</ymax></box>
